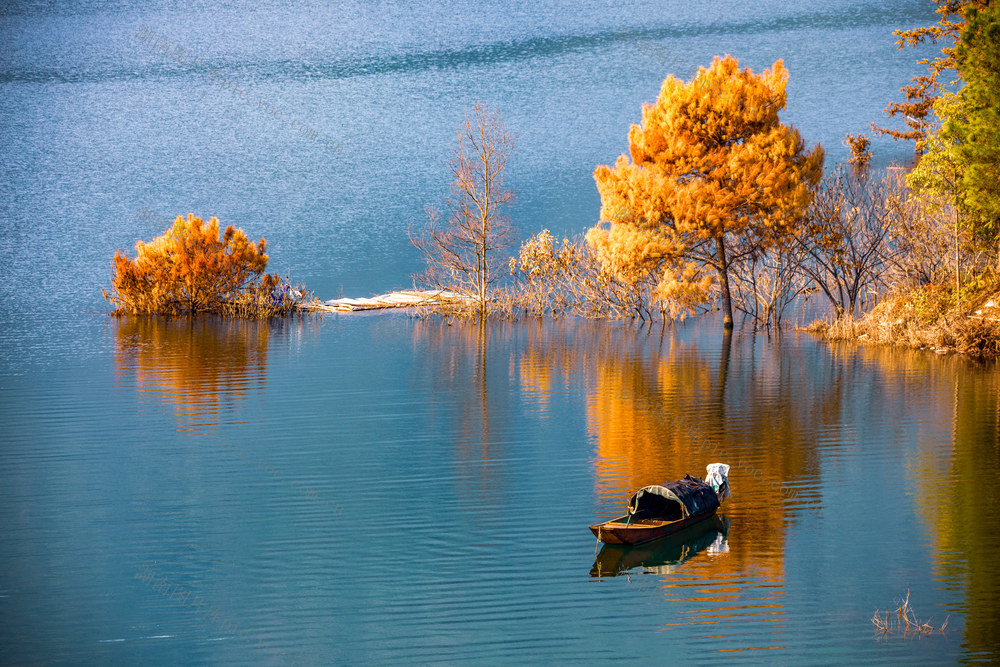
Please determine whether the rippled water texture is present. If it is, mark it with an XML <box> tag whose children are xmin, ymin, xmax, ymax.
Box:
<box><xmin>3</xmin><ymin>0</ymin><xmax>999</xmax><ymax>664</ymax></box>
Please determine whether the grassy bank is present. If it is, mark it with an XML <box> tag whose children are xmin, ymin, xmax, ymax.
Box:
<box><xmin>807</xmin><ymin>273</ymin><xmax>1000</xmax><ymax>358</ymax></box>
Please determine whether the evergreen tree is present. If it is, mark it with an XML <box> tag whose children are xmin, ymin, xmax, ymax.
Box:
<box><xmin>872</xmin><ymin>0</ymin><xmax>986</xmax><ymax>153</ymax></box>
<box><xmin>589</xmin><ymin>56</ymin><xmax>824</xmax><ymax>328</ymax></box>
<box><xmin>948</xmin><ymin>3</ymin><xmax>1000</xmax><ymax>252</ymax></box>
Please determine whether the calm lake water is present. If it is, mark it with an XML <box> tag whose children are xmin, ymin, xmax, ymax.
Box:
<box><xmin>3</xmin><ymin>0</ymin><xmax>999</xmax><ymax>664</ymax></box>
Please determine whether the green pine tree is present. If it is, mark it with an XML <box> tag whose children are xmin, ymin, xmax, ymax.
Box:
<box><xmin>947</xmin><ymin>3</ymin><xmax>1000</xmax><ymax>254</ymax></box>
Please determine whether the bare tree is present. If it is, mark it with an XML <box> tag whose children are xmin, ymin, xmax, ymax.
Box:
<box><xmin>794</xmin><ymin>165</ymin><xmax>906</xmax><ymax>318</ymax></box>
<box><xmin>887</xmin><ymin>178</ymin><xmax>964</xmax><ymax>288</ymax></box>
<box><xmin>411</xmin><ymin>103</ymin><xmax>516</xmax><ymax>313</ymax></box>
<box><xmin>728</xmin><ymin>239</ymin><xmax>812</xmax><ymax>328</ymax></box>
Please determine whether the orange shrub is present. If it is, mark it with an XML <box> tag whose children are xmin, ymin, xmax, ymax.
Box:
<box><xmin>104</xmin><ymin>213</ymin><xmax>275</xmax><ymax>315</ymax></box>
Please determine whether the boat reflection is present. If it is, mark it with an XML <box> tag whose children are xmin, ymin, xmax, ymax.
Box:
<box><xmin>514</xmin><ymin>322</ymin><xmax>812</xmax><ymax>649</ymax></box>
<box><xmin>591</xmin><ymin>515</ymin><xmax>730</xmax><ymax>578</ymax></box>
<box><xmin>517</xmin><ymin>322</ymin><xmax>820</xmax><ymax>584</ymax></box>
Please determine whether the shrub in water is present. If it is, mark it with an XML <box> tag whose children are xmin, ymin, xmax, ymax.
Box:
<box><xmin>104</xmin><ymin>214</ymin><xmax>299</xmax><ymax>317</ymax></box>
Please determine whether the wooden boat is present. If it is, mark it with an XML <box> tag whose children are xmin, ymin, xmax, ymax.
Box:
<box><xmin>589</xmin><ymin>463</ymin><xmax>730</xmax><ymax>546</ymax></box>
<box><xmin>590</xmin><ymin>515</ymin><xmax>729</xmax><ymax>577</ymax></box>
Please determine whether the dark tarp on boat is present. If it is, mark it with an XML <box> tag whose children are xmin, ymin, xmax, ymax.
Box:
<box><xmin>627</xmin><ymin>475</ymin><xmax>720</xmax><ymax>521</ymax></box>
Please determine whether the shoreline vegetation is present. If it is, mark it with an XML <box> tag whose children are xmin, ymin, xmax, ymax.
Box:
<box><xmin>804</xmin><ymin>0</ymin><xmax>1000</xmax><ymax>358</ymax></box>
<box><xmin>400</xmin><ymin>1</ymin><xmax>1000</xmax><ymax>358</ymax></box>
<box><xmin>805</xmin><ymin>277</ymin><xmax>1000</xmax><ymax>358</ymax></box>
<box><xmin>106</xmin><ymin>2</ymin><xmax>999</xmax><ymax>359</ymax></box>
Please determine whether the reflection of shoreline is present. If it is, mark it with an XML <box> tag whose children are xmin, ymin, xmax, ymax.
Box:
<box><xmin>591</xmin><ymin>515</ymin><xmax>729</xmax><ymax>578</ymax></box>
<box><xmin>904</xmin><ymin>350</ymin><xmax>1000</xmax><ymax>663</ymax></box>
<box><xmin>515</xmin><ymin>321</ymin><xmax>828</xmax><ymax>640</ymax></box>
<box><xmin>410</xmin><ymin>318</ymin><xmax>515</xmax><ymax>513</ymax></box>
<box><xmin>114</xmin><ymin>316</ymin><xmax>270</xmax><ymax>432</ymax></box>
<box><xmin>517</xmin><ymin>323</ymin><xmax>819</xmax><ymax>572</ymax></box>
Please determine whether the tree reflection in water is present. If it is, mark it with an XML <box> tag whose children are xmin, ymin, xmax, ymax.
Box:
<box><xmin>410</xmin><ymin>318</ymin><xmax>519</xmax><ymax>516</ymax></box>
<box><xmin>369</xmin><ymin>316</ymin><xmax>994</xmax><ymax>659</ymax></box>
<box><xmin>518</xmin><ymin>321</ymin><xmax>835</xmax><ymax>640</ymax></box>
<box><xmin>113</xmin><ymin>316</ymin><xmax>270</xmax><ymax>433</ymax></box>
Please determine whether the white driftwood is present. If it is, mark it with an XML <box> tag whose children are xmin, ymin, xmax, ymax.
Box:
<box><xmin>304</xmin><ymin>290</ymin><xmax>472</xmax><ymax>312</ymax></box>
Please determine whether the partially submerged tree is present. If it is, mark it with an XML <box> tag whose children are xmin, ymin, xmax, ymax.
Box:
<box><xmin>795</xmin><ymin>166</ymin><xmax>906</xmax><ymax>318</ymax></box>
<box><xmin>104</xmin><ymin>214</ymin><xmax>300</xmax><ymax>317</ymax></box>
<box><xmin>727</xmin><ymin>238</ymin><xmax>812</xmax><ymax>328</ymax></box>
<box><xmin>589</xmin><ymin>55</ymin><xmax>824</xmax><ymax>328</ymax></box>
<box><xmin>411</xmin><ymin>103</ymin><xmax>516</xmax><ymax>313</ymax></box>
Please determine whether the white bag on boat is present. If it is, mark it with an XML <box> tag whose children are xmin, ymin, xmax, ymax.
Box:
<box><xmin>706</xmin><ymin>462</ymin><xmax>731</xmax><ymax>499</ymax></box>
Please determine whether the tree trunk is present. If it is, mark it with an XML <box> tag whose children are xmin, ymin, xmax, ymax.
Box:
<box><xmin>954</xmin><ymin>207</ymin><xmax>960</xmax><ymax>299</ymax></box>
<box><xmin>716</xmin><ymin>234</ymin><xmax>734</xmax><ymax>329</ymax></box>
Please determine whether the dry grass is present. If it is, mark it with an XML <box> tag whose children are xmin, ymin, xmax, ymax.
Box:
<box><xmin>807</xmin><ymin>271</ymin><xmax>1000</xmax><ymax>358</ymax></box>
<box><xmin>219</xmin><ymin>275</ymin><xmax>313</xmax><ymax>319</ymax></box>
<box><xmin>406</xmin><ymin>288</ymin><xmax>522</xmax><ymax>319</ymax></box>
<box><xmin>871</xmin><ymin>590</ymin><xmax>948</xmax><ymax>640</ymax></box>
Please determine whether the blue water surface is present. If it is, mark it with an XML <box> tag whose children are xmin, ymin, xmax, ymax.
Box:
<box><xmin>4</xmin><ymin>1</ymin><xmax>998</xmax><ymax>664</ymax></box>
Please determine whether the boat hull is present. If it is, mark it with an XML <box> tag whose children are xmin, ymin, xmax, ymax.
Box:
<box><xmin>589</xmin><ymin>508</ymin><xmax>718</xmax><ymax>546</ymax></box>
<box><xmin>590</xmin><ymin>516</ymin><xmax>728</xmax><ymax>577</ymax></box>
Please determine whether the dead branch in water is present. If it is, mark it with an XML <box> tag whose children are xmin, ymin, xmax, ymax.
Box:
<box><xmin>871</xmin><ymin>589</ymin><xmax>948</xmax><ymax>640</ymax></box>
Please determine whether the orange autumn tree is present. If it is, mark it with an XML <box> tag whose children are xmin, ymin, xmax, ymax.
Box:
<box><xmin>871</xmin><ymin>0</ymin><xmax>986</xmax><ymax>153</ymax></box>
<box><xmin>104</xmin><ymin>213</ymin><xmax>274</xmax><ymax>315</ymax></box>
<box><xmin>588</xmin><ymin>55</ymin><xmax>824</xmax><ymax>328</ymax></box>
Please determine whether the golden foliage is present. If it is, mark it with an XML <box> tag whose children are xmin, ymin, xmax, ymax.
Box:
<box><xmin>104</xmin><ymin>214</ymin><xmax>304</xmax><ymax>317</ymax></box>
<box><xmin>872</xmin><ymin>0</ymin><xmax>985</xmax><ymax>146</ymax></box>
<box><xmin>508</xmin><ymin>229</ymin><xmax>674</xmax><ymax>320</ymax></box>
<box><xmin>845</xmin><ymin>133</ymin><xmax>872</xmax><ymax>171</ymax></box>
<box><xmin>591</xmin><ymin>55</ymin><xmax>824</xmax><ymax>327</ymax></box>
